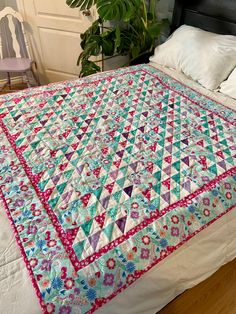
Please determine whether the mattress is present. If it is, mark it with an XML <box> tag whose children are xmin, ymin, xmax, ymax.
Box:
<box><xmin>0</xmin><ymin>63</ymin><xmax>236</xmax><ymax>314</ymax></box>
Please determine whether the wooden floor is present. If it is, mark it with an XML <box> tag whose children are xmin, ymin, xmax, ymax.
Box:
<box><xmin>0</xmin><ymin>83</ymin><xmax>28</xmax><ymax>95</ymax></box>
<box><xmin>159</xmin><ymin>258</ymin><xmax>236</xmax><ymax>314</ymax></box>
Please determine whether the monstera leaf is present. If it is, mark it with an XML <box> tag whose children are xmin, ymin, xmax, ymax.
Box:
<box><xmin>66</xmin><ymin>0</ymin><xmax>96</xmax><ymax>10</ymax></box>
<box><xmin>97</xmin><ymin>0</ymin><xmax>141</xmax><ymax>21</ymax></box>
<box><xmin>67</xmin><ymin>0</ymin><xmax>141</xmax><ymax>21</ymax></box>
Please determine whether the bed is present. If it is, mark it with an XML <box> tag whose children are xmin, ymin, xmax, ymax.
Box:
<box><xmin>0</xmin><ymin>1</ymin><xmax>236</xmax><ymax>314</ymax></box>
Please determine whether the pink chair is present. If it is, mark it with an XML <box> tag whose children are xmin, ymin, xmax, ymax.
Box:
<box><xmin>0</xmin><ymin>7</ymin><xmax>40</xmax><ymax>91</ymax></box>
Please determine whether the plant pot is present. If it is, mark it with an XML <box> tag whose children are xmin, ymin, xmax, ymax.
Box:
<box><xmin>130</xmin><ymin>51</ymin><xmax>154</xmax><ymax>66</ymax></box>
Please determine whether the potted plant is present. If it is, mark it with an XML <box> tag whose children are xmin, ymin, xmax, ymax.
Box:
<box><xmin>66</xmin><ymin>0</ymin><xmax>168</xmax><ymax>77</ymax></box>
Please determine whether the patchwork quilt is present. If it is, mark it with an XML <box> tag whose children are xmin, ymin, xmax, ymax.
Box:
<box><xmin>0</xmin><ymin>65</ymin><xmax>236</xmax><ymax>314</ymax></box>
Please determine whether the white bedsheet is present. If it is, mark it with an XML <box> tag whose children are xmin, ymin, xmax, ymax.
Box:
<box><xmin>0</xmin><ymin>64</ymin><xmax>236</xmax><ymax>314</ymax></box>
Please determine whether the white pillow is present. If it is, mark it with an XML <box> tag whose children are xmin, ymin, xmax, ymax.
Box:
<box><xmin>150</xmin><ymin>25</ymin><xmax>236</xmax><ymax>90</ymax></box>
<box><xmin>219</xmin><ymin>68</ymin><xmax>236</xmax><ymax>99</ymax></box>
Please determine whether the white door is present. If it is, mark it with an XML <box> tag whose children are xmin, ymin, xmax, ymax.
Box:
<box><xmin>17</xmin><ymin>0</ymin><xmax>97</xmax><ymax>84</ymax></box>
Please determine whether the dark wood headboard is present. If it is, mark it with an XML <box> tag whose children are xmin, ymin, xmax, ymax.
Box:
<box><xmin>171</xmin><ymin>0</ymin><xmax>236</xmax><ymax>35</ymax></box>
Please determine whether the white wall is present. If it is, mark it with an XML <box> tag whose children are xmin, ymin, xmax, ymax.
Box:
<box><xmin>5</xmin><ymin>0</ymin><xmax>17</xmax><ymax>9</ymax></box>
<box><xmin>0</xmin><ymin>0</ymin><xmax>6</xmax><ymax>10</ymax></box>
<box><xmin>157</xmin><ymin>0</ymin><xmax>175</xmax><ymax>20</ymax></box>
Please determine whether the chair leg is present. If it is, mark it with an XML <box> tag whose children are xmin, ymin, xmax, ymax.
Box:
<box><xmin>31</xmin><ymin>69</ymin><xmax>40</xmax><ymax>86</ymax></box>
<box><xmin>23</xmin><ymin>72</ymin><xmax>31</xmax><ymax>88</ymax></box>
<box><xmin>7</xmin><ymin>72</ymin><xmax>11</xmax><ymax>90</ymax></box>
<box><xmin>31</xmin><ymin>62</ymin><xmax>40</xmax><ymax>86</ymax></box>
